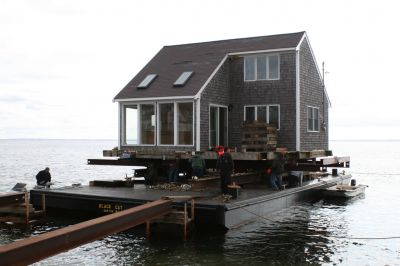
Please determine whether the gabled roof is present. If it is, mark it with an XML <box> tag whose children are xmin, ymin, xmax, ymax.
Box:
<box><xmin>114</xmin><ymin>31</ymin><xmax>305</xmax><ymax>101</ymax></box>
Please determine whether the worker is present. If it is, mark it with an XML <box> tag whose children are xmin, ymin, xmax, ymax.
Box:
<box><xmin>190</xmin><ymin>153</ymin><xmax>206</xmax><ymax>177</ymax></box>
<box><xmin>36</xmin><ymin>167</ymin><xmax>52</xmax><ymax>187</ymax></box>
<box><xmin>270</xmin><ymin>153</ymin><xmax>285</xmax><ymax>190</ymax></box>
<box><xmin>168</xmin><ymin>156</ymin><xmax>180</xmax><ymax>183</ymax></box>
<box><xmin>216</xmin><ymin>145</ymin><xmax>224</xmax><ymax>156</ymax></box>
<box><xmin>216</xmin><ymin>147</ymin><xmax>234</xmax><ymax>194</ymax></box>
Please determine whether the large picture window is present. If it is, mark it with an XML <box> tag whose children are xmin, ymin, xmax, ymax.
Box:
<box><xmin>158</xmin><ymin>102</ymin><xmax>193</xmax><ymax>146</ymax></box>
<box><xmin>140</xmin><ymin>104</ymin><xmax>155</xmax><ymax>144</ymax></box>
<box><xmin>244</xmin><ymin>54</ymin><xmax>280</xmax><ymax>81</ymax></box>
<box><xmin>244</xmin><ymin>104</ymin><xmax>280</xmax><ymax>129</ymax></box>
<box><xmin>307</xmin><ymin>106</ymin><xmax>319</xmax><ymax>132</ymax></box>
<box><xmin>159</xmin><ymin>103</ymin><xmax>174</xmax><ymax>145</ymax></box>
<box><xmin>178</xmin><ymin>102</ymin><xmax>193</xmax><ymax>145</ymax></box>
<box><xmin>125</xmin><ymin>105</ymin><xmax>138</xmax><ymax>144</ymax></box>
<box><xmin>124</xmin><ymin>104</ymin><xmax>155</xmax><ymax>145</ymax></box>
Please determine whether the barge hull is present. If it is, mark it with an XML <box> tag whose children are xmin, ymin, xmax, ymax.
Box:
<box><xmin>30</xmin><ymin>175</ymin><xmax>351</xmax><ymax>229</ymax></box>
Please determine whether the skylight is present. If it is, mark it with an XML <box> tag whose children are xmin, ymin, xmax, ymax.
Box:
<box><xmin>137</xmin><ymin>74</ymin><xmax>157</xmax><ymax>88</ymax></box>
<box><xmin>173</xmin><ymin>71</ymin><xmax>193</xmax><ymax>87</ymax></box>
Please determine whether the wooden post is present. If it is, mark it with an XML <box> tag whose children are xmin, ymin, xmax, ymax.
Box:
<box><xmin>191</xmin><ymin>199</ymin><xmax>195</xmax><ymax>220</ymax></box>
<box><xmin>146</xmin><ymin>221</ymin><xmax>151</xmax><ymax>238</ymax></box>
<box><xmin>41</xmin><ymin>194</ymin><xmax>46</xmax><ymax>217</ymax></box>
<box><xmin>183</xmin><ymin>202</ymin><xmax>187</xmax><ymax>241</ymax></box>
<box><xmin>25</xmin><ymin>192</ymin><xmax>29</xmax><ymax>225</ymax></box>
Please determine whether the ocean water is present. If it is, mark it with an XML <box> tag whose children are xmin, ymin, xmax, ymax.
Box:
<box><xmin>0</xmin><ymin>139</ymin><xmax>400</xmax><ymax>265</ymax></box>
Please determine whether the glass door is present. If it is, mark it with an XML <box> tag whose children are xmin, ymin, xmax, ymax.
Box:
<box><xmin>209</xmin><ymin>105</ymin><xmax>228</xmax><ymax>148</ymax></box>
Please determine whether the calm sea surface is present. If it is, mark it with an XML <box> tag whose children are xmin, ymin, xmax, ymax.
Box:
<box><xmin>0</xmin><ymin>139</ymin><xmax>400</xmax><ymax>265</ymax></box>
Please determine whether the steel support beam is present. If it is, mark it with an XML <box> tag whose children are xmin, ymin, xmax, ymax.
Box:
<box><xmin>0</xmin><ymin>199</ymin><xmax>172</xmax><ymax>266</ymax></box>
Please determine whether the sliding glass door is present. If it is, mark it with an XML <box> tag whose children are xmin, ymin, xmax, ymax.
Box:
<box><xmin>209</xmin><ymin>105</ymin><xmax>228</xmax><ymax>148</ymax></box>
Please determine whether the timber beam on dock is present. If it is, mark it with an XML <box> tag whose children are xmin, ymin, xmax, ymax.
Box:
<box><xmin>0</xmin><ymin>192</ymin><xmax>25</xmax><ymax>207</ymax></box>
<box><xmin>0</xmin><ymin>199</ymin><xmax>172</xmax><ymax>266</ymax></box>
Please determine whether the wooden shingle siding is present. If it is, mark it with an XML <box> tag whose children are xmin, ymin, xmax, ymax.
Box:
<box><xmin>200</xmin><ymin>60</ymin><xmax>231</xmax><ymax>150</ymax></box>
<box><xmin>299</xmin><ymin>39</ymin><xmax>329</xmax><ymax>150</ymax></box>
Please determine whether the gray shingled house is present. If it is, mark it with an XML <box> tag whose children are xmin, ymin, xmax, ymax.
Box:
<box><xmin>114</xmin><ymin>31</ymin><xmax>330</xmax><ymax>152</ymax></box>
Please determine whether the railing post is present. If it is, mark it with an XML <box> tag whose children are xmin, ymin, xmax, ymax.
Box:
<box><xmin>25</xmin><ymin>192</ymin><xmax>29</xmax><ymax>225</ymax></box>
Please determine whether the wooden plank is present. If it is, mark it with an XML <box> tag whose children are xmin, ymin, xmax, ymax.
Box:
<box><xmin>0</xmin><ymin>192</ymin><xmax>25</xmax><ymax>207</ymax></box>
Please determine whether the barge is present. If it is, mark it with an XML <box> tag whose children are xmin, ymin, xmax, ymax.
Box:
<box><xmin>30</xmin><ymin>150</ymin><xmax>351</xmax><ymax>229</ymax></box>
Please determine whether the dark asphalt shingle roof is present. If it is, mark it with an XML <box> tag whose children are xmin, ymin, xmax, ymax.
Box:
<box><xmin>114</xmin><ymin>31</ymin><xmax>305</xmax><ymax>100</ymax></box>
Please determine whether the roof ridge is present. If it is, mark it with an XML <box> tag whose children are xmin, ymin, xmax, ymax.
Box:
<box><xmin>164</xmin><ymin>31</ymin><xmax>306</xmax><ymax>48</ymax></box>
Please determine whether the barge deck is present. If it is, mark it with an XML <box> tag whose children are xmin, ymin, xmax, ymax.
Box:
<box><xmin>30</xmin><ymin>173</ymin><xmax>351</xmax><ymax>229</ymax></box>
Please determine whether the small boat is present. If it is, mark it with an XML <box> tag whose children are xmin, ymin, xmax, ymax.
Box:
<box><xmin>323</xmin><ymin>184</ymin><xmax>368</xmax><ymax>198</ymax></box>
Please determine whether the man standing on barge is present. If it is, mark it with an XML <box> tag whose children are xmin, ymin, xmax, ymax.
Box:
<box><xmin>36</xmin><ymin>167</ymin><xmax>52</xmax><ymax>187</ymax></box>
<box><xmin>216</xmin><ymin>147</ymin><xmax>234</xmax><ymax>194</ymax></box>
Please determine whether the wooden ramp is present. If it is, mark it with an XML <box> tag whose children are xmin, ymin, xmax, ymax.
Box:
<box><xmin>0</xmin><ymin>199</ymin><xmax>172</xmax><ymax>266</ymax></box>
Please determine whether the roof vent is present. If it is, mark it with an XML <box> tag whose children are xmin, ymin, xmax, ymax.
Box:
<box><xmin>173</xmin><ymin>71</ymin><xmax>193</xmax><ymax>87</ymax></box>
<box><xmin>137</xmin><ymin>74</ymin><xmax>157</xmax><ymax>89</ymax></box>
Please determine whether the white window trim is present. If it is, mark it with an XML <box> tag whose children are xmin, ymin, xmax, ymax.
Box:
<box><xmin>307</xmin><ymin>106</ymin><xmax>319</xmax><ymax>132</ymax></box>
<box><xmin>244</xmin><ymin>54</ymin><xmax>280</xmax><ymax>81</ymax></box>
<box><xmin>209</xmin><ymin>104</ymin><xmax>229</xmax><ymax>148</ymax></box>
<box><xmin>157</xmin><ymin>101</ymin><xmax>195</xmax><ymax>147</ymax></box>
<box><xmin>121</xmin><ymin>102</ymin><xmax>157</xmax><ymax>146</ymax></box>
<box><xmin>243</xmin><ymin>104</ymin><xmax>280</xmax><ymax>130</ymax></box>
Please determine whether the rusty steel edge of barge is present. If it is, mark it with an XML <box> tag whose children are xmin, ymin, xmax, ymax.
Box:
<box><xmin>30</xmin><ymin>173</ymin><xmax>351</xmax><ymax>229</ymax></box>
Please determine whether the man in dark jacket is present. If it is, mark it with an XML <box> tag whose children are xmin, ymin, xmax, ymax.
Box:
<box><xmin>36</xmin><ymin>167</ymin><xmax>51</xmax><ymax>186</ymax></box>
<box><xmin>216</xmin><ymin>147</ymin><xmax>234</xmax><ymax>194</ymax></box>
<box><xmin>190</xmin><ymin>153</ymin><xmax>206</xmax><ymax>177</ymax></box>
<box><xmin>270</xmin><ymin>153</ymin><xmax>285</xmax><ymax>190</ymax></box>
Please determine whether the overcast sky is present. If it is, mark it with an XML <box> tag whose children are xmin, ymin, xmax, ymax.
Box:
<box><xmin>1</xmin><ymin>0</ymin><xmax>399</xmax><ymax>140</ymax></box>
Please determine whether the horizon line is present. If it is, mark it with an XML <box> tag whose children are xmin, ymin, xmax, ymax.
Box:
<box><xmin>1</xmin><ymin>138</ymin><xmax>400</xmax><ymax>142</ymax></box>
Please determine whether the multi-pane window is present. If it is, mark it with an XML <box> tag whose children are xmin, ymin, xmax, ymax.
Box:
<box><xmin>307</xmin><ymin>106</ymin><xmax>319</xmax><ymax>132</ymax></box>
<box><xmin>123</xmin><ymin>102</ymin><xmax>193</xmax><ymax>146</ymax></box>
<box><xmin>244</xmin><ymin>54</ymin><xmax>280</xmax><ymax>81</ymax></box>
<box><xmin>244</xmin><ymin>105</ymin><xmax>280</xmax><ymax>129</ymax></box>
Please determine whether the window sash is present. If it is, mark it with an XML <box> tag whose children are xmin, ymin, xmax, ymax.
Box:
<box><xmin>124</xmin><ymin>105</ymin><xmax>138</xmax><ymax>145</ymax></box>
<box><xmin>244</xmin><ymin>57</ymin><xmax>256</xmax><ymax>81</ymax></box>
<box><xmin>177</xmin><ymin>102</ymin><xmax>193</xmax><ymax>145</ymax></box>
<box><xmin>140</xmin><ymin>104</ymin><xmax>155</xmax><ymax>144</ymax></box>
<box><xmin>307</xmin><ymin>106</ymin><xmax>319</xmax><ymax>132</ymax></box>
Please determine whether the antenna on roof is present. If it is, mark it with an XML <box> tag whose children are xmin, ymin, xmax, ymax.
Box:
<box><xmin>322</xmin><ymin>62</ymin><xmax>328</xmax><ymax>131</ymax></box>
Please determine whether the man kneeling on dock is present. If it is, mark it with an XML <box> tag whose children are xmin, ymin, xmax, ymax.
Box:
<box><xmin>36</xmin><ymin>167</ymin><xmax>52</xmax><ymax>187</ymax></box>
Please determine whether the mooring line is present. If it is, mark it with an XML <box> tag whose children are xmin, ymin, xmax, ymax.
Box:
<box><xmin>240</xmin><ymin>207</ymin><xmax>400</xmax><ymax>241</ymax></box>
<box><xmin>350</xmin><ymin>172</ymin><xmax>400</xmax><ymax>176</ymax></box>
<box><xmin>239</xmin><ymin>206</ymin><xmax>277</xmax><ymax>223</ymax></box>
<box><xmin>332</xmin><ymin>236</ymin><xmax>400</xmax><ymax>240</ymax></box>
